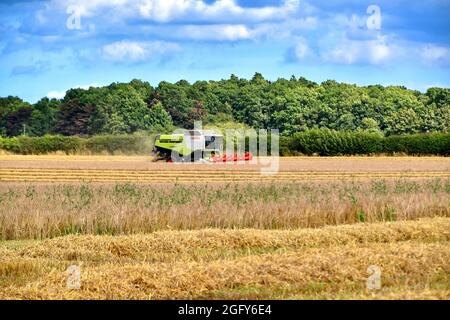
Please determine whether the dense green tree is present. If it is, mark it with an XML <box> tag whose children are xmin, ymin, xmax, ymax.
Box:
<box><xmin>188</xmin><ymin>100</ymin><xmax>207</xmax><ymax>122</ymax></box>
<box><xmin>337</xmin><ymin>113</ymin><xmax>357</xmax><ymax>131</ymax></box>
<box><xmin>360</xmin><ymin>117</ymin><xmax>380</xmax><ymax>132</ymax></box>
<box><xmin>0</xmin><ymin>75</ymin><xmax>449</xmax><ymax>137</ymax></box>
<box><xmin>98</xmin><ymin>86</ymin><xmax>153</xmax><ymax>134</ymax></box>
<box><xmin>384</xmin><ymin>108</ymin><xmax>422</xmax><ymax>135</ymax></box>
<box><xmin>153</xmin><ymin>81</ymin><xmax>193</xmax><ymax>127</ymax></box>
<box><xmin>426</xmin><ymin>87</ymin><xmax>450</xmax><ymax>108</ymax></box>
<box><xmin>424</xmin><ymin>88</ymin><xmax>450</xmax><ymax>132</ymax></box>
<box><xmin>129</xmin><ymin>79</ymin><xmax>153</xmax><ymax>103</ymax></box>
<box><xmin>6</xmin><ymin>106</ymin><xmax>32</xmax><ymax>136</ymax></box>
<box><xmin>0</xmin><ymin>96</ymin><xmax>31</xmax><ymax>136</ymax></box>
<box><xmin>28</xmin><ymin>98</ymin><xmax>60</xmax><ymax>136</ymax></box>
<box><xmin>145</xmin><ymin>102</ymin><xmax>174</xmax><ymax>132</ymax></box>
<box><xmin>56</xmin><ymin>99</ymin><xmax>94</xmax><ymax>136</ymax></box>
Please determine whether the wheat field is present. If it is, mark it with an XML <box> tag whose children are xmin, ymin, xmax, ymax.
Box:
<box><xmin>0</xmin><ymin>179</ymin><xmax>449</xmax><ymax>239</ymax></box>
<box><xmin>0</xmin><ymin>155</ymin><xmax>449</xmax><ymax>299</ymax></box>
<box><xmin>0</xmin><ymin>218</ymin><xmax>449</xmax><ymax>299</ymax></box>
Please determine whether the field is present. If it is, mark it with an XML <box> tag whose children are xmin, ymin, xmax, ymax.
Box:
<box><xmin>1</xmin><ymin>218</ymin><xmax>449</xmax><ymax>299</ymax></box>
<box><xmin>0</xmin><ymin>155</ymin><xmax>449</xmax><ymax>299</ymax></box>
<box><xmin>0</xmin><ymin>155</ymin><xmax>449</xmax><ymax>182</ymax></box>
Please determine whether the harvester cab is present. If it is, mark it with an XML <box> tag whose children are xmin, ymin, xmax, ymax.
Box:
<box><xmin>153</xmin><ymin>130</ymin><xmax>224</xmax><ymax>162</ymax></box>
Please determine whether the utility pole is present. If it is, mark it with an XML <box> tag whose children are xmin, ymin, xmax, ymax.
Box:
<box><xmin>22</xmin><ymin>124</ymin><xmax>26</xmax><ymax>136</ymax></box>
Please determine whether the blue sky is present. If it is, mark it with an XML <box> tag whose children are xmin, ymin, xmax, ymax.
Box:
<box><xmin>1</xmin><ymin>0</ymin><xmax>449</xmax><ymax>103</ymax></box>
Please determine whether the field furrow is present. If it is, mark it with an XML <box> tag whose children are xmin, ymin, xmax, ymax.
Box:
<box><xmin>1</xmin><ymin>168</ymin><xmax>449</xmax><ymax>182</ymax></box>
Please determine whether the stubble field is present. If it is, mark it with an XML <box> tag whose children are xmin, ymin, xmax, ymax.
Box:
<box><xmin>0</xmin><ymin>155</ymin><xmax>449</xmax><ymax>299</ymax></box>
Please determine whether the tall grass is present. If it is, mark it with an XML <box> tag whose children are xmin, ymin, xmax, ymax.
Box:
<box><xmin>0</xmin><ymin>179</ymin><xmax>448</xmax><ymax>240</ymax></box>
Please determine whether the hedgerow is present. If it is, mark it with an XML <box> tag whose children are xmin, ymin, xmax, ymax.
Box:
<box><xmin>0</xmin><ymin>134</ymin><xmax>154</xmax><ymax>155</ymax></box>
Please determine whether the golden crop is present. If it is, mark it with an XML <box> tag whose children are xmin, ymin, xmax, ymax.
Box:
<box><xmin>0</xmin><ymin>179</ymin><xmax>449</xmax><ymax>239</ymax></box>
<box><xmin>0</xmin><ymin>155</ymin><xmax>448</xmax><ymax>299</ymax></box>
<box><xmin>0</xmin><ymin>218</ymin><xmax>449</xmax><ymax>299</ymax></box>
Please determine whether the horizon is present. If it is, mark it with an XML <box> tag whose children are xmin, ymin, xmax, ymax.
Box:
<box><xmin>1</xmin><ymin>0</ymin><xmax>449</xmax><ymax>103</ymax></box>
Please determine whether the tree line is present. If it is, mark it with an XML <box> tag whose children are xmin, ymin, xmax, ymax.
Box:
<box><xmin>1</xmin><ymin>73</ymin><xmax>449</xmax><ymax>137</ymax></box>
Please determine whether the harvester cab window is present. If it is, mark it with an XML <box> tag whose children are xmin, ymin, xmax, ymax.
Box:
<box><xmin>205</xmin><ymin>136</ymin><xmax>215</xmax><ymax>147</ymax></box>
<box><xmin>205</xmin><ymin>135</ymin><xmax>223</xmax><ymax>152</ymax></box>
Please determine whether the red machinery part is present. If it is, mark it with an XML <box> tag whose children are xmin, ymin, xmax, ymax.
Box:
<box><xmin>210</xmin><ymin>152</ymin><xmax>253</xmax><ymax>163</ymax></box>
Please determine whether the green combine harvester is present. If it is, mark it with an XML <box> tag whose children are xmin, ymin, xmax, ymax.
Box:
<box><xmin>153</xmin><ymin>130</ymin><xmax>224</xmax><ymax>162</ymax></box>
<box><xmin>153</xmin><ymin>129</ymin><xmax>254</xmax><ymax>162</ymax></box>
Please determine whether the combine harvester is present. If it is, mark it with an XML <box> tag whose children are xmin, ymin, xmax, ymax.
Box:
<box><xmin>153</xmin><ymin>130</ymin><xmax>253</xmax><ymax>163</ymax></box>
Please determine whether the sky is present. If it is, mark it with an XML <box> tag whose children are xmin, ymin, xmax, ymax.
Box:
<box><xmin>0</xmin><ymin>0</ymin><xmax>449</xmax><ymax>103</ymax></box>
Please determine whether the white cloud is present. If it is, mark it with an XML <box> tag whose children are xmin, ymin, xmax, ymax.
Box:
<box><xmin>55</xmin><ymin>0</ymin><xmax>300</xmax><ymax>23</ymax></box>
<box><xmin>55</xmin><ymin>0</ymin><xmax>130</xmax><ymax>17</ymax></box>
<box><xmin>333</xmin><ymin>13</ymin><xmax>367</xmax><ymax>30</ymax></box>
<box><xmin>35</xmin><ymin>0</ymin><xmax>311</xmax><ymax>44</ymax></box>
<box><xmin>294</xmin><ymin>38</ymin><xmax>311</xmax><ymax>59</ymax></box>
<box><xmin>292</xmin><ymin>16</ymin><xmax>318</xmax><ymax>30</ymax></box>
<box><xmin>101</xmin><ymin>40</ymin><xmax>180</xmax><ymax>62</ymax></box>
<box><xmin>137</xmin><ymin>0</ymin><xmax>299</xmax><ymax>23</ymax></box>
<box><xmin>249</xmin><ymin>17</ymin><xmax>318</xmax><ymax>40</ymax></box>
<box><xmin>181</xmin><ymin>24</ymin><xmax>251</xmax><ymax>41</ymax></box>
<box><xmin>46</xmin><ymin>90</ymin><xmax>66</xmax><ymax>99</ymax></box>
<box><xmin>421</xmin><ymin>44</ymin><xmax>450</xmax><ymax>66</ymax></box>
<box><xmin>324</xmin><ymin>36</ymin><xmax>394</xmax><ymax>65</ymax></box>
<box><xmin>165</xmin><ymin>16</ymin><xmax>317</xmax><ymax>42</ymax></box>
<box><xmin>322</xmin><ymin>36</ymin><xmax>450</xmax><ymax>68</ymax></box>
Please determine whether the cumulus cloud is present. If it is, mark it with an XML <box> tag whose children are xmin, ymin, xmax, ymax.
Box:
<box><xmin>285</xmin><ymin>37</ymin><xmax>313</xmax><ymax>62</ymax></box>
<box><xmin>178</xmin><ymin>22</ymin><xmax>315</xmax><ymax>42</ymax></box>
<box><xmin>101</xmin><ymin>40</ymin><xmax>180</xmax><ymax>62</ymax></box>
<box><xmin>320</xmin><ymin>35</ymin><xmax>450</xmax><ymax>68</ymax></box>
<box><xmin>16</xmin><ymin>0</ymin><xmax>311</xmax><ymax>46</ymax></box>
<box><xmin>181</xmin><ymin>24</ymin><xmax>251</xmax><ymax>41</ymax></box>
<box><xmin>53</xmin><ymin>0</ymin><xmax>300</xmax><ymax>23</ymax></box>
<box><xmin>323</xmin><ymin>36</ymin><xmax>394</xmax><ymax>65</ymax></box>
<box><xmin>293</xmin><ymin>38</ymin><xmax>311</xmax><ymax>59</ymax></box>
<box><xmin>139</xmin><ymin>15</ymin><xmax>318</xmax><ymax>42</ymax></box>
<box><xmin>11</xmin><ymin>0</ymin><xmax>449</xmax><ymax>71</ymax></box>
<box><xmin>139</xmin><ymin>0</ymin><xmax>299</xmax><ymax>22</ymax></box>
